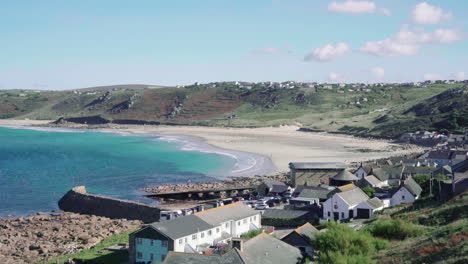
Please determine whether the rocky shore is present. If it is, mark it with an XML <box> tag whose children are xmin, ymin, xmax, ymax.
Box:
<box><xmin>0</xmin><ymin>212</ymin><xmax>142</xmax><ymax>264</ymax></box>
<box><xmin>142</xmin><ymin>173</ymin><xmax>290</xmax><ymax>194</ymax></box>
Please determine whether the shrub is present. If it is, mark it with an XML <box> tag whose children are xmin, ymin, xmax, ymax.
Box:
<box><xmin>365</xmin><ymin>219</ymin><xmax>424</xmax><ymax>240</ymax></box>
<box><xmin>362</xmin><ymin>187</ymin><xmax>375</xmax><ymax>198</ymax></box>
<box><xmin>241</xmin><ymin>229</ymin><xmax>263</xmax><ymax>239</ymax></box>
<box><xmin>316</xmin><ymin>222</ymin><xmax>390</xmax><ymax>264</ymax></box>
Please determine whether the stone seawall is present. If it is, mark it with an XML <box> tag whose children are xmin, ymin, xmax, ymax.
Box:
<box><xmin>58</xmin><ymin>186</ymin><xmax>161</xmax><ymax>223</ymax></box>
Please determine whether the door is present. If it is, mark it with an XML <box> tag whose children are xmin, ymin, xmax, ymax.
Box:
<box><xmin>349</xmin><ymin>209</ymin><xmax>354</xmax><ymax>219</ymax></box>
<box><xmin>333</xmin><ymin>212</ymin><xmax>339</xmax><ymax>220</ymax></box>
<box><xmin>357</xmin><ymin>209</ymin><xmax>370</xmax><ymax>219</ymax></box>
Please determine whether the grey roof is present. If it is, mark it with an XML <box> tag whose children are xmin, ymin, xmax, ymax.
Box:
<box><xmin>196</xmin><ymin>203</ymin><xmax>258</xmax><ymax>226</ymax></box>
<box><xmin>262</xmin><ymin>209</ymin><xmax>315</xmax><ymax>219</ymax></box>
<box><xmin>150</xmin><ymin>214</ymin><xmax>213</xmax><ymax>240</ymax></box>
<box><xmin>163</xmin><ymin>249</ymin><xmax>245</xmax><ymax>264</ymax></box>
<box><xmin>366</xmin><ymin>197</ymin><xmax>384</xmax><ymax>209</ymax></box>
<box><xmin>452</xmin><ymin>160</ymin><xmax>468</xmax><ymax>173</ymax></box>
<box><xmin>294</xmin><ymin>223</ymin><xmax>318</xmax><ymax>241</ymax></box>
<box><xmin>289</xmin><ymin>162</ymin><xmax>346</xmax><ymax>170</ymax></box>
<box><xmin>263</xmin><ymin>181</ymin><xmax>289</xmax><ymax>193</ymax></box>
<box><xmin>241</xmin><ymin>233</ymin><xmax>303</xmax><ymax>264</ymax></box>
<box><xmin>363</xmin><ymin>175</ymin><xmax>382</xmax><ymax>186</ymax></box>
<box><xmin>403</xmin><ymin>177</ymin><xmax>423</xmax><ymax>196</ymax></box>
<box><xmin>298</xmin><ymin>187</ymin><xmax>335</xmax><ymax>200</ymax></box>
<box><xmin>332</xmin><ymin>170</ymin><xmax>359</xmax><ymax>181</ymax></box>
<box><xmin>426</xmin><ymin>150</ymin><xmax>467</xmax><ymax>160</ymax></box>
<box><xmin>372</xmin><ymin>167</ymin><xmax>403</xmax><ymax>181</ymax></box>
<box><xmin>336</xmin><ymin>188</ymin><xmax>369</xmax><ymax>206</ymax></box>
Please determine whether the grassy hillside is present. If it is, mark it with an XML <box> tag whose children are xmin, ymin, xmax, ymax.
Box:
<box><xmin>372</xmin><ymin>192</ymin><xmax>468</xmax><ymax>264</ymax></box>
<box><xmin>1</xmin><ymin>82</ymin><xmax>466</xmax><ymax>138</ymax></box>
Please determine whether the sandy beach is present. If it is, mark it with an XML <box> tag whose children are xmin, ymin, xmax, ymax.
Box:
<box><xmin>0</xmin><ymin>120</ymin><xmax>423</xmax><ymax>173</ymax></box>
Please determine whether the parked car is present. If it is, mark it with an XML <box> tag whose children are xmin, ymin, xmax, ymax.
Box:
<box><xmin>284</xmin><ymin>192</ymin><xmax>292</xmax><ymax>198</ymax></box>
<box><xmin>233</xmin><ymin>197</ymin><xmax>245</xmax><ymax>202</ymax></box>
<box><xmin>266</xmin><ymin>200</ymin><xmax>276</xmax><ymax>207</ymax></box>
<box><xmin>255</xmin><ymin>204</ymin><xmax>269</xmax><ymax>210</ymax></box>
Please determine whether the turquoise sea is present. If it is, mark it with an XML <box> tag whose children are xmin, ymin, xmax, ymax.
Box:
<box><xmin>0</xmin><ymin>127</ymin><xmax>239</xmax><ymax>217</ymax></box>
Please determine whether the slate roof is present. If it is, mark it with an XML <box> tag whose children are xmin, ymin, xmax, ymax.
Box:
<box><xmin>150</xmin><ymin>214</ymin><xmax>213</xmax><ymax>240</ymax></box>
<box><xmin>355</xmin><ymin>164</ymin><xmax>373</xmax><ymax>174</ymax></box>
<box><xmin>403</xmin><ymin>177</ymin><xmax>423</xmax><ymax>196</ymax></box>
<box><xmin>294</xmin><ymin>222</ymin><xmax>318</xmax><ymax>242</ymax></box>
<box><xmin>333</xmin><ymin>170</ymin><xmax>359</xmax><ymax>181</ymax></box>
<box><xmin>263</xmin><ymin>181</ymin><xmax>289</xmax><ymax>193</ymax></box>
<box><xmin>262</xmin><ymin>209</ymin><xmax>315</xmax><ymax>219</ymax></box>
<box><xmin>241</xmin><ymin>233</ymin><xmax>303</xmax><ymax>264</ymax></box>
<box><xmin>298</xmin><ymin>187</ymin><xmax>335</xmax><ymax>200</ymax></box>
<box><xmin>289</xmin><ymin>162</ymin><xmax>346</xmax><ymax>170</ymax></box>
<box><xmin>195</xmin><ymin>202</ymin><xmax>258</xmax><ymax>226</ymax></box>
<box><xmin>363</xmin><ymin>175</ymin><xmax>383</xmax><ymax>186</ymax></box>
<box><xmin>366</xmin><ymin>197</ymin><xmax>384</xmax><ymax>209</ymax></box>
<box><xmin>426</xmin><ymin>150</ymin><xmax>467</xmax><ymax>160</ymax></box>
<box><xmin>336</xmin><ymin>187</ymin><xmax>369</xmax><ymax>206</ymax></box>
<box><xmin>372</xmin><ymin>167</ymin><xmax>404</xmax><ymax>181</ymax></box>
<box><xmin>452</xmin><ymin>160</ymin><xmax>468</xmax><ymax>173</ymax></box>
<box><xmin>163</xmin><ymin>249</ymin><xmax>245</xmax><ymax>264</ymax></box>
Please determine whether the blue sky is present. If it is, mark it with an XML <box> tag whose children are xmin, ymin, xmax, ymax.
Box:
<box><xmin>1</xmin><ymin>0</ymin><xmax>467</xmax><ymax>90</ymax></box>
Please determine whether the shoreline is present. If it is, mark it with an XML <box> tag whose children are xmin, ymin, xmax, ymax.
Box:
<box><xmin>0</xmin><ymin>119</ymin><xmax>425</xmax><ymax>172</ymax></box>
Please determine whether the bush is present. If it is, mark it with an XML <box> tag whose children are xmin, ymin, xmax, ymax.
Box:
<box><xmin>315</xmin><ymin>222</ymin><xmax>390</xmax><ymax>264</ymax></box>
<box><xmin>362</xmin><ymin>187</ymin><xmax>375</xmax><ymax>198</ymax></box>
<box><xmin>241</xmin><ymin>229</ymin><xmax>264</xmax><ymax>239</ymax></box>
<box><xmin>365</xmin><ymin>219</ymin><xmax>424</xmax><ymax>240</ymax></box>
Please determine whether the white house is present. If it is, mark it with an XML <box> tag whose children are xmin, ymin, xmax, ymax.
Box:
<box><xmin>322</xmin><ymin>185</ymin><xmax>369</xmax><ymax>221</ymax></box>
<box><xmin>353</xmin><ymin>164</ymin><xmax>373</xmax><ymax>179</ymax></box>
<box><xmin>390</xmin><ymin>177</ymin><xmax>423</xmax><ymax>206</ymax></box>
<box><xmin>129</xmin><ymin>203</ymin><xmax>260</xmax><ymax>264</ymax></box>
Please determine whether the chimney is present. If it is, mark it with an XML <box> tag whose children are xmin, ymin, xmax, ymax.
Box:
<box><xmin>230</xmin><ymin>238</ymin><xmax>244</xmax><ymax>252</ymax></box>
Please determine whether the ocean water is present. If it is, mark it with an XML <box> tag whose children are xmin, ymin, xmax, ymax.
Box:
<box><xmin>0</xmin><ymin>127</ymin><xmax>238</xmax><ymax>217</ymax></box>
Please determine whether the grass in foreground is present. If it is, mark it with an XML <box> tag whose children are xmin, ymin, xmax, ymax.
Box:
<box><xmin>36</xmin><ymin>231</ymin><xmax>134</xmax><ymax>264</ymax></box>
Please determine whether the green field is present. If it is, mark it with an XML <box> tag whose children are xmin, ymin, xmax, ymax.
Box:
<box><xmin>2</xmin><ymin>82</ymin><xmax>467</xmax><ymax>138</ymax></box>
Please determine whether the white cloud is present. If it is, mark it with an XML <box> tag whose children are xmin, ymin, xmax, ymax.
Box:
<box><xmin>304</xmin><ymin>42</ymin><xmax>350</xmax><ymax>62</ymax></box>
<box><xmin>454</xmin><ymin>72</ymin><xmax>466</xmax><ymax>80</ymax></box>
<box><xmin>411</xmin><ymin>2</ymin><xmax>452</xmax><ymax>25</ymax></box>
<box><xmin>328</xmin><ymin>1</ymin><xmax>391</xmax><ymax>16</ymax></box>
<box><xmin>423</xmin><ymin>73</ymin><xmax>441</xmax><ymax>80</ymax></box>
<box><xmin>371</xmin><ymin>67</ymin><xmax>385</xmax><ymax>79</ymax></box>
<box><xmin>359</xmin><ymin>26</ymin><xmax>462</xmax><ymax>56</ymax></box>
<box><xmin>328</xmin><ymin>72</ymin><xmax>340</xmax><ymax>81</ymax></box>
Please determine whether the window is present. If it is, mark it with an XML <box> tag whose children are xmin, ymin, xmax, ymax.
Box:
<box><xmin>185</xmin><ymin>238</ymin><xmax>188</xmax><ymax>243</ymax></box>
<box><xmin>402</xmin><ymin>195</ymin><xmax>405</xmax><ymax>200</ymax></box>
<box><xmin>150</xmin><ymin>253</ymin><xmax>154</xmax><ymax>260</ymax></box>
<box><xmin>179</xmin><ymin>239</ymin><xmax>183</xmax><ymax>244</ymax></box>
<box><xmin>136</xmin><ymin>238</ymin><xmax>142</xmax><ymax>245</ymax></box>
<box><xmin>216</xmin><ymin>228</ymin><xmax>220</xmax><ymax>233</ymax></box>
<box><xmin>243</xmin><ymin>219</ymin><xmax>247</xmax><ymax>224</ymax></box>
<box><xmin>201</xmin><ymin>232</ymin><xmax>205</xmax><ymax>238</ymax></box>
<box><xmin>150</xmin><ymin>239</ymin><xmax>154</xmax><ymax>246</ymax></box>
<box><xmin>328</xmin><ymin>211</ymin><xmax>331</xmax><ymax>217</ymax></box>
<box><xmin>208</xmin><ymin>230</ymin><xmax>212</xmax><ymax>236</ymax></box>
<box><xmin>225</xmin><ymin>223</ymin><xmax>229</xmax><ymax>228</ymax></box>
<box><xmin>237</xmin><ymin>221</ymin><xmax>240</xmax><ymax>226</ymax></box>
<box><xmin>341</xmin><ymin>212</ymin><xmax>344</xmax><ymax>218</ymax></box>
<box><xmin>192</xmin><ymin>234</ymin><xmax>197</xmax><ymax>240</ymax></box>
<box><xmin>137</xmin><ymin>252</ymin><xmax>143</xmax><ymax>259</ymax></box>
<box><xmin>253</xmin><ymin>216</ymin><xmax>256</xmax><ymax>221</ymax></box>
<box><xmin>162</xmin><ymin>240</ymin><xmax>168</xmax><ymax>248</ymax></box>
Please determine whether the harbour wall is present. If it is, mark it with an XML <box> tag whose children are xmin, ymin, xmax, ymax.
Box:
<box><xmin>58</xmin><ymin>186</ymin><xmax>161</xmax><ymax>223</ymax></box>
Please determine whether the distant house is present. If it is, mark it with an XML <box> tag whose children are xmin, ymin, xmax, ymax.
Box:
<box><xmin>289</xmin><ymin>162</ymin><xmax>346</xmax><ymax>187</ymax></box>
<box><xmin>359</xmin><ymin>175</ymin><xmax>386</xmax><ymax>188</ymax></box>
<box><xmin>419</xmin><ymin>150</ymin><xmax>467</xmax><ymax>167</ymax></box>
<box><xmin>322</xmin><ymin>184</ymin><xmax>381</xmax><ymax>221</ymax></box>
<box><xmin>281</xmin><ymin>223</ymin><xmax>319</xmax><ymax>258</ymax></box>
<box><xmin>353</xmin><ymin>164</ymin><xmax>373</xmax><ymax>179</ymax></box>
<box><xmin>128</xmin><ymin>203</ymin><xmax>260</xmax><ymax>263</ymax></box>
<box><xmin>330</xmin><ymin>170</ymin><xmax>359</xmax><ymax>186</ymax></box>
<box><xmin>296</xmin><ymin>186</ymin><xmax>338</xmax><ymax>202</ymax></box>
<box><xmin>372</xmin><ymin>167</ymin><xmax>405</xmax><ymax>186</ymax></box>
<box><xmin>355</xmin><ymin>197</ymin><xmax>385</xmax><ymax>218</ymax></box>
<box><xmin>452</xmin><ymin>160</ymin><xmax>468</xmax><ymax>179</ymax></box>
<box><xmin>257</xmin><ymin>181</ymin><xmax>289</xmax><ymax>196</ymax></box>
<box><xmin>390</xmin><ymin>177</ymin><xmax>422</xmax><ymax>206</ymax></box>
